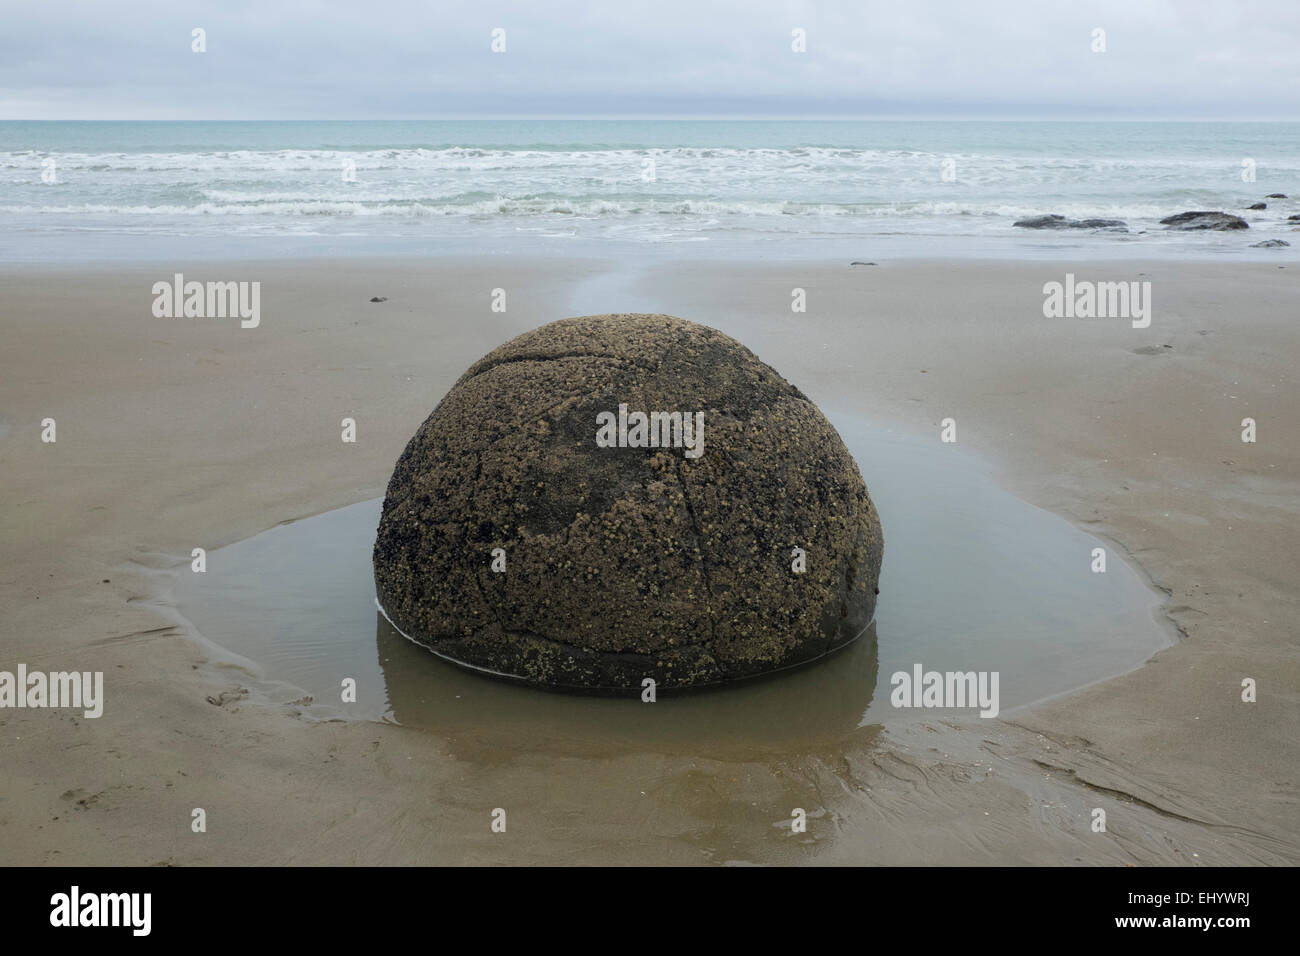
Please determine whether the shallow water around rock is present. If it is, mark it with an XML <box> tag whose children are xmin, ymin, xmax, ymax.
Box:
<box><xmin>171</xmin><ymin>411</ymin><xmax>1170</xmax><ymax>758</ymax></box>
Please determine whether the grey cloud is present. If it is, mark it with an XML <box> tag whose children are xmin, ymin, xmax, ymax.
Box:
<box><xmin>0</xmin><ymin>0</ymin><xmax>1296</xmax><ymax>118</ymax></box>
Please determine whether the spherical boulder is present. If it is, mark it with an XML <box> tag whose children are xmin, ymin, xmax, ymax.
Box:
<box><xmin>373</xmin><ymin>313</ymin><xmax>882</xmax><ymax>694</ymax></box>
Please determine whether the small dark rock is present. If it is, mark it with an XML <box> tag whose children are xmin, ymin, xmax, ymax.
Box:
<box><xmin>1014</xmin><ymin>214</ymin><xmax>1069</xmax><ymax>229</ymax></box>
<box><xmin>1287</xmin><ymin>214</ymin><xmax>1300</xmax><ymax>221</ymax></box>
<box><xmin>850</xmin><ymin>261</ymin><xmax>877</xmax><ymax>266</ymax></box>
<box><xmin>1160</xmin><ymin>211</ymin><xmax>1250</xmax><ymax>231</ymax></box>
<box><xmin>1265</xmin><ymin>193</ymin><xmax>1287</xmax><ymax>199</ymax></box>
<box><xmin>1013</xmin><ymin>214</ymin><xmax>1126</xmax><ymax>231</ymax></box>
<box><xmin>1249</xmin><ymin>239</ymin><xmax>1290</xmax><ymax>248</ymax></box>
<box><xmin>1248</xmin><ymin>203</ymin><xmax>1267</xmax><ymax>210</ymax></box>
<box><xmin>369</xmin><ymin>296</ymin><xmax>388</xmax><ymax>303</ymax></box>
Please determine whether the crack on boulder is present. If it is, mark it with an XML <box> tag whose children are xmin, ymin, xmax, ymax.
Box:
<box><xmin>674</xmin><ymin>455</ymin><xmax>717</xmax><ymax>645</ymax></box>
<box><xmin>462</xmin><ymin>351</ymin><xmax>656</xmax><ymax>384</ymax></box>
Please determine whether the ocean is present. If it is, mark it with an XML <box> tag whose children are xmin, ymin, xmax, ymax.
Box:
<box><xmin>3</xmin><ymin>120</ymin><xmax>1298</xmax><ymax>261</ymax></box>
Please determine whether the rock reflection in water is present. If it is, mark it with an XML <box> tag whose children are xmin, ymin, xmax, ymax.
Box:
<box><xmin>375</xmin><ymin>610</ymin><xmax>879</xmax><ymax>759</ymax></box>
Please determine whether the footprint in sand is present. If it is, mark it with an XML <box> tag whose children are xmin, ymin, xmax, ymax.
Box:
<box><xmin>205</xmin><ymin>687</ymin><xmax>249</xmax><ymax>708</ymax></box>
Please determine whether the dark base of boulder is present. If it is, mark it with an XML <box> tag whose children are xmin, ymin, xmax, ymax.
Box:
<box><xmin>377</xmin><ymin>595</ymin><xmax>875</xmax><ymax>696</ymax></box>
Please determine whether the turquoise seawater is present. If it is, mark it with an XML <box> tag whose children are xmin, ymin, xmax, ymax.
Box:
<box><xmin>3</xmin><ymin>120</ymin><xmax>1298</xmax><ymax>260</ymax></box>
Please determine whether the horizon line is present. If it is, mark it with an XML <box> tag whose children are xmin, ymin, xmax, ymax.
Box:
<box><xmin>4</xmin><ymin>115</ymin><xmax>1300</xmax><ymax>123</ymax></box>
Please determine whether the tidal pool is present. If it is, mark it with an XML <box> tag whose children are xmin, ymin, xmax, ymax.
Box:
<box><xmin>170</xmin><ymin>412</ymin><xmax>1171</xmax><ymax>757</ymax></box>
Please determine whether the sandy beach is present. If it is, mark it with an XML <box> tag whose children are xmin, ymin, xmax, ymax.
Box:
<box><xmin>1</xmin><ymin>255</ymin><xmax>1296</xmax><ymax>865</ymax></box>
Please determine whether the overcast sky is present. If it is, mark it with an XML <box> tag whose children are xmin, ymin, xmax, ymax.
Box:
<box><xmin>1</xmin><ymin>0</ymin><xmax>1297</xmax><ymax>120</ymax></box>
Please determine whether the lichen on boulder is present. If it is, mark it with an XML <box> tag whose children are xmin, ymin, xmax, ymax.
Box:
<box><xmin>373</xmin><ymin>313</ymin><xmax>883</xmax><ymax>694</ymax></box>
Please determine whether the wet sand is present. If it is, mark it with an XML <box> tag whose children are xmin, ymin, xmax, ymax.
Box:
<box><xmin>1</xmin><ymin>256</ymin><xmax>1296</xmax><ymax>865</ymax></box>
